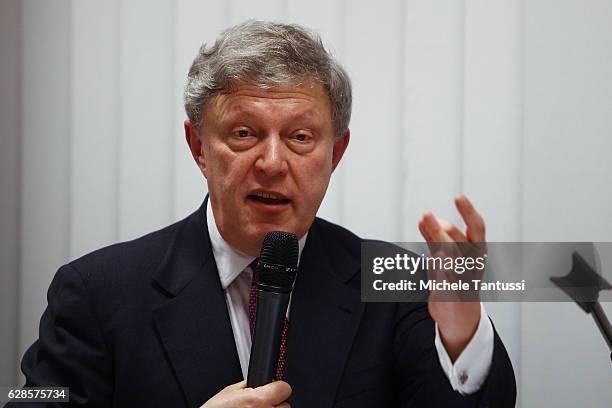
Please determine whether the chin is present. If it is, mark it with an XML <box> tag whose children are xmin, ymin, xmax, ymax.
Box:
<box><xmin>251</xmin><ymin>223</ymin><xmax>305</xmax><ymax>242</ymax></box>
<box><xmin>252</xmin><ymin>224</ymin><xmax>294</xmax><ymax>236</ymax></box>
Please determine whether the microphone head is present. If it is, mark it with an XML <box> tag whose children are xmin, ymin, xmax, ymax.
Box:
<box><xmin>257</xmin><ymin>231</ymin><xmax>299</xmax><ymax>293</ymax></box>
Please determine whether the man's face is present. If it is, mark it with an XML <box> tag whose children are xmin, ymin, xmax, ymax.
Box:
<box><xmin>185</xmin><ymin>81</ymin><xmax>349</xmax><ymax>256</ymax></box>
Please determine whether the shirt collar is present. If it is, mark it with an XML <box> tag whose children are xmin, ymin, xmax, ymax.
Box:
<box><xmin>206</xmin><ymin>199</ymin><xmax>307</xmax><ymax>289</ymax></box>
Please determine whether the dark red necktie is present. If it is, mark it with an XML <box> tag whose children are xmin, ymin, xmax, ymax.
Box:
<box><xmin>248</xmin><ymin>258</ymin><xmax>289</xmax><ymax>380</ymax></box>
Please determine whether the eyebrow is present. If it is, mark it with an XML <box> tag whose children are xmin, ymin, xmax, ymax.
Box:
<box><xmin>223</xmin><ymin>106</ymin><xmax>322</xmax><ymax>123</ymax></box>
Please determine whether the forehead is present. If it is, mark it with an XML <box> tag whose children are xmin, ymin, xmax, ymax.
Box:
<box><xmin>204</xmin><ymin>81</ymin><xmax>333</xmax><ymax>123</ymax></box>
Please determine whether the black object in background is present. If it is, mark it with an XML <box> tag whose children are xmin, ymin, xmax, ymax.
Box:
<box><xmin>550</xmin><ymin>251</ymin><xmax>612</xmax><ymax>364</ymax></box>
<box><xmin>247</xmin><ymin>231</ymin><xmax>299</xmax><ymax>387</ymax></box>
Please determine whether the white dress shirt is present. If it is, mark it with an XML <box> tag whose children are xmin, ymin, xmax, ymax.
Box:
<box><xmin>206</xmin><ymin>201</ymin><xmax>493</xmax><ymax>394</ymax></box>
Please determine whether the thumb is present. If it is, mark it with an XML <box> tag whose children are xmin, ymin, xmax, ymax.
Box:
<box><xmin>255</xmin><ymin>380</ymin><xmax>292</xmax><ymax>405</ymax></box>
<box><xmin>222</xmin><ymin>380</ymin><xmax>246</xmax><ymax>392</ymax></box>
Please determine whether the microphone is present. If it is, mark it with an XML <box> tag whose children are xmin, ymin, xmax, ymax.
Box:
<box><xmin>247</xmin><ymin>231</ymin><xmax>299</xmax><ymax>387</ymax></box>
<box><xmin>550</xmin><ymin>250</ymin><xmax>612</xmax><ymax>362</ymax></box>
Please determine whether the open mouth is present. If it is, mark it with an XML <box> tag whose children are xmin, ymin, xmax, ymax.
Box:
<box><xmin>247</xmin><ymin>192</ymin><xmax>291</xmax><ymax>205</ymax></box>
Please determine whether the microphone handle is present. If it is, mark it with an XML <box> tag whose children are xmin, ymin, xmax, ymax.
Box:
<box><xmin>247</xmin><ymin>290</ymin><xmax>290</xmax><ymax>387</ymax></box>
<box><xmin>591</xmin><ymin>302</ymin><xmax>612</xmax><ymax>352</ymax></box>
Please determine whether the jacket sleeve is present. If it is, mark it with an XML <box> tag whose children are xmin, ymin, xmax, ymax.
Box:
<box><xmin>6</xmin><ymin>264</ymin><xmax>113</xmax><ymax>407</ymax></box>
<box><xmin>393</xmin><ymin>302</ymin><xmax>516</xmax><ymax>407</ymax></box>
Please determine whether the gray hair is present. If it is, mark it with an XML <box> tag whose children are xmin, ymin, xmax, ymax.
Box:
<box><xmin>184</xmin><ymin>20</ymin><xmax>352</xmax><ymax>139</ymax></box>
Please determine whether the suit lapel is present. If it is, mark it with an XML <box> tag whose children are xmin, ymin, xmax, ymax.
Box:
<box><xmin>285</xmin><ymin>220</ymin><xmax>364</xmax><ymax>408</ymax></box>
<box><xmin>151</xmin><ymin>200</ymin><xmax>242</xmax><ymax>407</ymax></box>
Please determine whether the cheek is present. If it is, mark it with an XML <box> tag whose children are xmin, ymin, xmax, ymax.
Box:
<box><xmin>296</xmin><ymin>153</ymin><xmax>334</xmax><ymax>201</ymax></box>
<box><xmin>209</xmin><ymin>149</ymin><xmax>253</xmax><ymax>193</ymax></box>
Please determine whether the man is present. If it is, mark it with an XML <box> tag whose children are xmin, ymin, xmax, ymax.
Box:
<box><xmin>12</xmin><ymin>21</ymin><xmax>515</xmax><ymax>407</ymax></box>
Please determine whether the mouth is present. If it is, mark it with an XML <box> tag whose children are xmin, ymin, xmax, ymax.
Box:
<box><xmin>247</xmin><ymin>191</ymin><xmax>291</xmax><ymax>206</ymax></box>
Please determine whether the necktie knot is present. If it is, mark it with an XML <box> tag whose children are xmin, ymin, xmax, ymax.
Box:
<box><xmin>249</xmin><ymin>258</ymin><xmax>259</xmax><ymax>273</ymax></box>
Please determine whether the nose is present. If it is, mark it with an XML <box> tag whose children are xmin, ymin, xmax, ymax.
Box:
<box><xmin>254</xmin><ymin>134</ymin><xmax>288</xmax><ymax>177</ymax></box>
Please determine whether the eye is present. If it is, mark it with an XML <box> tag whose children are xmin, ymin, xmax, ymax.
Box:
<box><xmin>228</xmin><ymin>127</ymin><xmax>258</xmax><ymax>151</ymax></box>
<box><xmin>287</xmin><ymin>131</ymin><xmax>316</xmax><ymax>154</ymax></box>
<box><xmin>230</xmin><ymin>127</ymin><xmax>257</xmax><ymax>141</ymax></box>
<box><xmin>289</xmin><ymin>132</ymin><xmax>312</xmax><ymax>143</ymax></box>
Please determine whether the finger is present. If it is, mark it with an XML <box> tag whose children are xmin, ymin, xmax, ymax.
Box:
<box><xmin>422</xmin><ymin>212</ymin><xmax>453</xmax><ymax>243</ymax></box>
<box><xmin>421</xmin><ymin>213</ymin><xmax>456</xmax><ymax>260</ymax></box>
<box><xmin>418</xmin><ymin>215</ymin><xmax>432</xmax><ymax>242</ymax></box>
<box><xmin>275</xmin><ymin>403</ymin><xmax>291</xmax><ymax>408</ymax></box>
<box><xmin>436</xmin><ymin>218</ymin><xmax>467</xmax><ymax>243</ymax></box>
<box><xmin>256</xmin><ymin>381</ymin><xmax>292</xmax><ymax>405</ymax></box>
<box><xmin>455</xmin><ymin>195</ymin><xmax>485</xmax><ymax>242</ymax></box>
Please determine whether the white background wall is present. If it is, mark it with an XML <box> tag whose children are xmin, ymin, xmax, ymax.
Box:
<box><xmin>1</xmin><ymin>0</ymin><xmax>612</xmax><ymax>406</ymax></box>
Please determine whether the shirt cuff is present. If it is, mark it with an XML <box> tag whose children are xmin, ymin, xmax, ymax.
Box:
<box><xmin>434</xmin><ymin>303</ymin><xmax>494</xmax><ymax>395</ymax></box>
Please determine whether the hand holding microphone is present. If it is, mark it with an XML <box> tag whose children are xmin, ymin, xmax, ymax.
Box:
<box><xmin>201</xmin><ymin>380</ymin><xmax>291</xmax><ymax>408</ymax></box>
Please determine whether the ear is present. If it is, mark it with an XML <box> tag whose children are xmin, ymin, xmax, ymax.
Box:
<box><xmin>184</xmin><ymin>119</ymin><xmax>207</xmax><ymax>178</ymax></box>
<box><xmin>331</xmin><ymin>128</ymin><xmax>350</xmax><ymax>172</ymax></box>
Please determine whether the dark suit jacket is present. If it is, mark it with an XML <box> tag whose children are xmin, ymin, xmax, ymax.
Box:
<box><xmin>12</xmin><ymin>200</ymin><xmax>516</xmax><ymax>407</ymax></box>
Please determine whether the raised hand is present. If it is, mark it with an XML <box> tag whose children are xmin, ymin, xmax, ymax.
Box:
<box><xmin>418</xmin><ymin>195</ymin><xmax>487</xmax><ymax>362</ymax></box>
